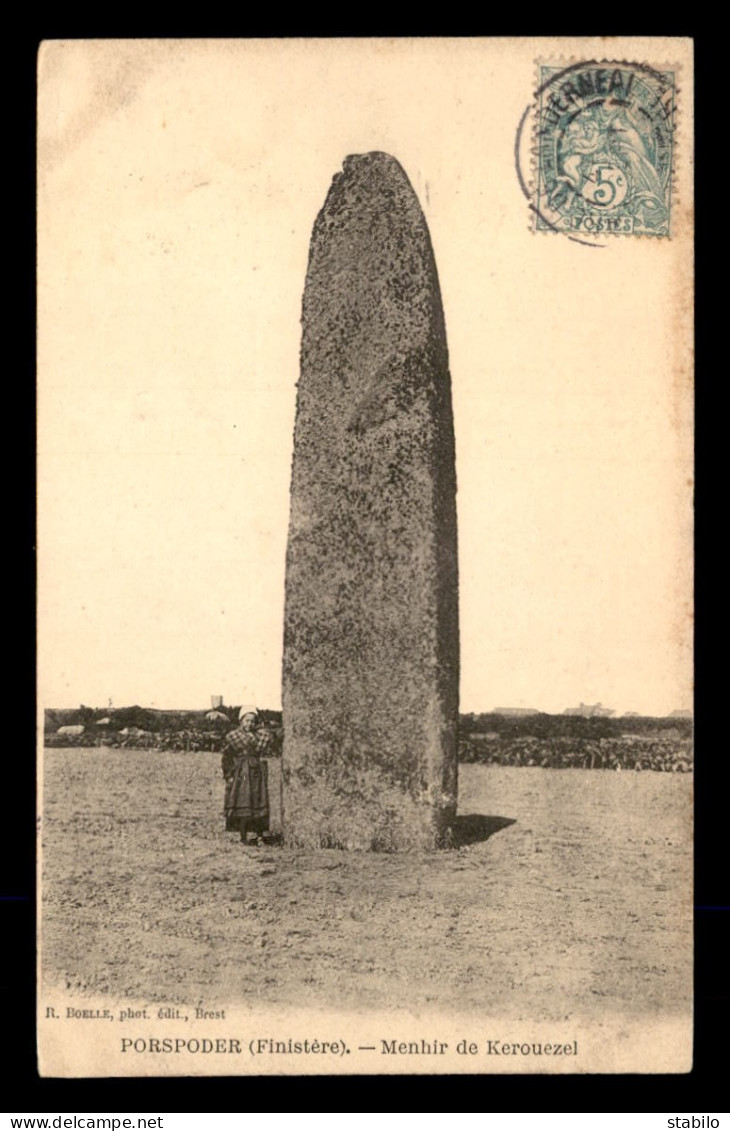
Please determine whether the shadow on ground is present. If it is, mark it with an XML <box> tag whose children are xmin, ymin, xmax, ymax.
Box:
<box><xmin>451</xmin><ymin>813</ymin><xmax>516</xmax><ymax>847</ymax></box>
<box><xmin>255</xmin><ymin>819</ymin><xmax>516</xmax><ymax>850</ymax></box>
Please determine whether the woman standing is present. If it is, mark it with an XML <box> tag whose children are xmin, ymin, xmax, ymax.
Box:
<box><xmin>221</xmin><ymin>709</ymin><xmax>271</xmax><ymax>844</ymax></box>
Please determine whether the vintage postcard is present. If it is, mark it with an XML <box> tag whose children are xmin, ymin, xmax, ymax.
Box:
<box><xmin>37</xmin><ymin>37</ymin><xmax>694</xmax><ymax>1076</ymax></box>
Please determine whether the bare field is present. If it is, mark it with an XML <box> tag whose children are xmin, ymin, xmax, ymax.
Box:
<box><xmin>40</xmin><ymin>749</ymin><xmax>692</xmax><ymax>1021</ymax></box>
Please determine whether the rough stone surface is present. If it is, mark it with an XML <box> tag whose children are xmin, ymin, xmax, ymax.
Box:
<box><xmin>282</xmin><ymin>152</ymin><xmax>459</xmax><ymax>850</ymax></box>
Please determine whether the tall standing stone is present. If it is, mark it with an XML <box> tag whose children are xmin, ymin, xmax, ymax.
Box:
<box><xmin>282</xmin><ymin>152</ymin><xmax>459</xmax><ymax>850</ymax></box>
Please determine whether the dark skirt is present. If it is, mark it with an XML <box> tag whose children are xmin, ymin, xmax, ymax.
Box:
<box><xmin>224</xmin><ymin>755</ymin><xmax>269</xmax><ymax>833</ymax></box>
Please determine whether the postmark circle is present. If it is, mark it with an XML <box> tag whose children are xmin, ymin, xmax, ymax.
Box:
<box><xmin>515</xmin><ymin>61</ymin><xmax>676</xmax><ymax>245</ymax></box>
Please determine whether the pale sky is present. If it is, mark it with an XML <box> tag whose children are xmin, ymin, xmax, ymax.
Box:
<box><xmin>37</xmin><ymin>38</ymin><xmax>694</xmax><ymax>716</ymax></box>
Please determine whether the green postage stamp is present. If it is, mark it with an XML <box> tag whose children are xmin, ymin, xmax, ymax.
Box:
<box><xmin>534</xmin><ymin>62</ymin><xmax>676</xmax><ymax>238</ymax></box>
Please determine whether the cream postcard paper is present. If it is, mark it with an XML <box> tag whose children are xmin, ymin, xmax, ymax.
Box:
<box><xmin>37</xmin><ymin>37</ymin><xmax>694</xmax><ymax>1076</ymax></box>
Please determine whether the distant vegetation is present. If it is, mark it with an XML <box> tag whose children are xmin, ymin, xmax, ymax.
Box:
<box><xmin>44</xmin><ymin>706</ymin><xmax>692</xmax><ymax>771</ymax></box>
<box><xmin>460</xmin><ymin>711</ymin><xmax>692</xmax><ymax>739</ymax></box>
<box><xmin>44</xmin><ymin>705</ymin><xmax>283</xmax><ymax>755</ymax></box>
<box><xmin>459</xmin><ymin>712</ymin><xmax>692</xmax><ymax>772</ymax></box>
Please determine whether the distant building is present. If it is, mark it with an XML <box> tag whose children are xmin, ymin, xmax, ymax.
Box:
<box><xmin>562</xmin><ymin>702</ymin><xmax>615</xmax><ymax>718</ymax></box>
<box><xmin>211</xmin><ymin>695</ymin><xmax>224</xmax><ymax>709</ymax></box>
<box><xmin>668</xmin><ymin>709</ymin><xmax>692</xmax><ymax>719</ymax></box>
<box><xmin>622</xmin><ymin>711</ymin><xmax>640</xmax><ymax>718</ymax></box>
<box><xmin>493</xmin><ymin>707</ymin><xmax>540</xmax><ymax>716</ymax></box>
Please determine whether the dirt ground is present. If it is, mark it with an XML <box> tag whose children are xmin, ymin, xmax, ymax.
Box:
<box><xmin>40</xmin><ymin>749</ymin><xmax>692</xmax><ymax>1022</ymax></box>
